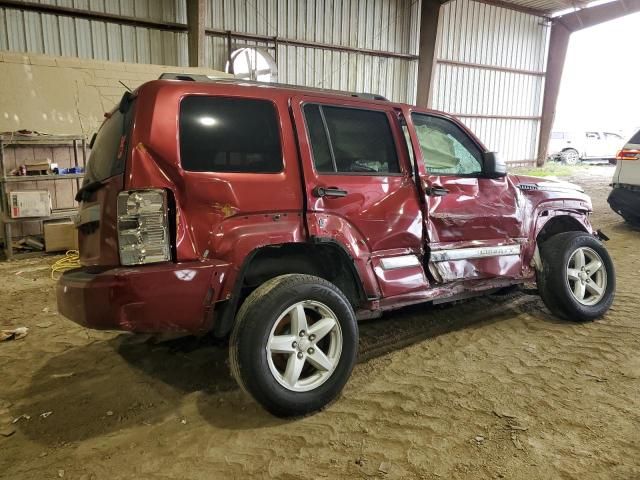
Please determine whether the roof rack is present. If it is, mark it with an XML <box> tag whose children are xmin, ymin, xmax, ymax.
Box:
<box><xmin>157</xmin><ymin>73</ymin><xmax>389</xmax><ymax>101</ymax></box>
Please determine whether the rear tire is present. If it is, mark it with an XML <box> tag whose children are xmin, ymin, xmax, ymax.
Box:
<box><xmin>537</xmin><ymin>232</ymin><xmax>615</xmax><ymax>322</ymax></box>
<box><xmin>229</xmin><ymin>274</ymin><xmax>358</xmax><ymax>417</ymax></box>
<box><xmin>560</xmin><ymin>148</ymin><xmax>580</xmax><ymax>165</ymax></box>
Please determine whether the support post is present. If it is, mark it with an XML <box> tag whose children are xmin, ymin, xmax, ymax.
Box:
<box><xmin>537</xmin><ymin>0</ymin><xmax>640</xmax><ymax>166</ymax></box>
<box><xmin>416</xmin><ymin>0</ymin><xmax>442</xmax><ymax>108</ymax></box>
<box><xmin>536</xmin><ymin>21</ymin><xmax>571</xmax><ymax>167</ymax></box>
<box><xmin>186</xmin><ymin>0</ymin><xmax>206</xmax><ymax>68</ymax></box>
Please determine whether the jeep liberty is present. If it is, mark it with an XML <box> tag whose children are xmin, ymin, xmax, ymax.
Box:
<box><xmin>57</xmin><ymin>76</ymin><xmax>616</xmax><ymax>416</ymax></box>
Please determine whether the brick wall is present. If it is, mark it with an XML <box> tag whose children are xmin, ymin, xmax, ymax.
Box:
<box><xmin>0</xmin><ymin>50</ymin><xmax>230</xmax><ymax>136</ymax></box>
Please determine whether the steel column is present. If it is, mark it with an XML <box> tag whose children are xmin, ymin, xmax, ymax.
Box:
<box><xmin>186</xmin><ymin>0</ymin><xmax>207</xmax><ymax>68</ymax></box>
<box><xmin>536</xmin><ymin>21</ymin><xmax>571</xmax><ymax>167</ymax></box>
<box><xmin>416</xmin><ymin>0</ymin><xmax>442</xmax><ymax>108</ymax></box>
<box><xmin>537</xmin><ymin>0</ymin><xmax>640</xmax><ymax>165</ymax></box>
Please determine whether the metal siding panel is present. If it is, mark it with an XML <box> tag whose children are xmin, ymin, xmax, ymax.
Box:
<box><xmin>90</xmin><ymin>20</ymin><xmax>108</xmax><ymax>60</ymax></box>
<box><xmin>433</xmin><ymin>0</ymin><xmax>546</xmax><ymax>163</ymax></box>
<box><xmin>0</xmin><ymin>9</ymin><xmax>7</xmax><ymax>51</ymax></box>
<box><xmin>41</xmin><ymin>13</ymin><xmax>61</xmax><ymax>56</ymax></box>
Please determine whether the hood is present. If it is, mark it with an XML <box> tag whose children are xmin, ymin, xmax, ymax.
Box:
<box><xmin>511</xmin><ymin>174</ymin><xmax>585</xmax><ymax>194</ymax></box>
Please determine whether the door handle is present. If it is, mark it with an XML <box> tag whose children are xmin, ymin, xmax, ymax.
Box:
<box><xmin>425</xmin><ymin>185</ymin><xmax>449</xmax><ymax>197</ymax></box>
<box><xmin>313</xmin><ymin>186</ymin><xmax>348</xmax><ymax>198</ymax></box>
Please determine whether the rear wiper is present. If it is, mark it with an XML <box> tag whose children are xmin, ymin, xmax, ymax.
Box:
<box><xmin>75</xmin><ymin>180</ymin><xmax>106</xmax><ymax>202</ymax></box>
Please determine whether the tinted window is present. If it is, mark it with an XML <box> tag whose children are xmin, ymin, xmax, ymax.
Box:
<box><xmin>303</xmin><ymin>104</ymin><xmax>400</xmax><ymax>174</ymax></box>
<box><xmin>84</xmin><ymin>97</ymin><xmax>135</xmax><ymax>185</ymax></box>
<box><xmin>180</xmin><ymin>96</ymin><xmax>282</xmax><ymax>173</ymax></box>
<box><xmin>411</xmin><ymin>114</ymin><xmax>482</xmax><ymax>176</ymax></box>
<box><xmin>629</xmin><ymin>129</ymin><xmax>640</xmax><ymax>144</ymax></box>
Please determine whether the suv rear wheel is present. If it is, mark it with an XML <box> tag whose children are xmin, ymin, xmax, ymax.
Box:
<box><xmin>229</xmin><ymin>274</ymin><xmax>358</xmax><ymax>417</ymax></box>
<box><xmin>560</xmin><ymin>148</ymin><xmax>580</xmax><ymax>165</ymax></box>
<box><xmin>537</xmin><ymin>232</ymin><xmax>615</xmax><ymax>321</ymax></box>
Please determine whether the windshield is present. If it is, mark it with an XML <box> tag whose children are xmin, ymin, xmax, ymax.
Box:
<box><xmin>84</xmin><ymin>97</ymin><xmax>136</xmax><ymax>185</ymax></box>
<box><xmin>629</xmin><ymin>129</ymin><xmax>640</xmax><ymax>145</ymax></box>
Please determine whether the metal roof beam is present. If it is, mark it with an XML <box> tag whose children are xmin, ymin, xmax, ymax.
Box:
<box><xmin>556</xmin><ymin>0</ymin><xmax>640</xmax><ymax>31</ymax></box>
<box><xmin>470</xmin><ymin>0</ymin><xmax>552</xmax><ymax>18</ymax></box>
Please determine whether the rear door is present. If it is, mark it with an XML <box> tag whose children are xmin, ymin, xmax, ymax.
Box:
<box><xmin>584</xmin><ymin>132</ymin><xmax>608</xmax><ymax>158</ymax></box>
<box><xmin>290</xmin><ymin>96</ymin><xmax>427</xmax><ymax>299</ymax></box>
<box><xmin>406</xmin><ymin>111</ymin><xmax>525</xmax><ymax>283</ymax></box>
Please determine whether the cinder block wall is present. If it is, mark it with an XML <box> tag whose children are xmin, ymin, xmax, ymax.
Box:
<box><xmin>0</xmin><ymin>51</ymin><xmax>230</xmax><ymax>245</ymax></box>
<box><xmin>0</xmin><ymin>50</ymin><xmax>230</xmax><ymax>136</ymax></box>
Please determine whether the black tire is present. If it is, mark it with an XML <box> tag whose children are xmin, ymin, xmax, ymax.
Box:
<box><xmin>229</xmin><ymin>274</ymin><xmax>358</xmax><ymax>417</ymax></box>
<box><xmin>560</xmin><ymin>148</ymin><xmax>580</xmax><ymax>165</ymax></box>
<box><xmin>536</xmin><ymin>232</ymin><xmax>615</xmax><ymax>322</ymax></box>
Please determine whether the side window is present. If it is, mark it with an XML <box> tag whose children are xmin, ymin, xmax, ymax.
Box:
<box><xmin>180</xmin><ymin>96</ymin><xmax>282</xmax><ymax>173</ymax></box>
<box><xmin>604</xmin><ymin>133</ymin><xmax>623</xmax><ymax>141</ymax></box>
<box><xmin>303</xmin><ymin>104</ymin><xmax>400</xmax><ymax>174</ymax></box>
<box><xmin>411</xmin><ymin>113</ymin><xmax>482</xmax><ymax>176</ymax></box>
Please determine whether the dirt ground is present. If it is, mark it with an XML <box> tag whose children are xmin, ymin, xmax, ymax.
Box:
<box><xmin>1</xmin><ymin>165</ymin><xmax>638</xmax><ymax>480</ymax></box>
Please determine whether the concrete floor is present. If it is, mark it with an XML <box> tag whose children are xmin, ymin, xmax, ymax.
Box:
<box><xmin>1</xmin><ymin>165</ymin><xmax>638</xmax><ymax>479</ymax></box>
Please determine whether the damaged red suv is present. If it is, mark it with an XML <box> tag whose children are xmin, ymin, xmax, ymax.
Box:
<box><xmin>57</xmin><ymin>75</ymin><xmax>615</xmax><ymax>416</ymax></box>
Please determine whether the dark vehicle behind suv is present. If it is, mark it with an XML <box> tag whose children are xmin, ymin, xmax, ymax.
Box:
<box><xmin>58</xmin><ymin>76</ymin><xmax>616</xmax><ymax>416</ymax></box>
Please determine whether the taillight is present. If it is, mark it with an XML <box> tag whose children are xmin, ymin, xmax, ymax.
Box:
<box><xmin>117</xmin><ymin>189</ymin><xmax>170</xmax><ymax>265</ymax></box>
<box><xmin>616</xmin><ymin>149</ymin><xmax>640</xmax><ymax>161</ymax></box>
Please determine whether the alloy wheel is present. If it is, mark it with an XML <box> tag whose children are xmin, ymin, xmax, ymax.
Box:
<box><xmin>266</xmin><ymin>300</ymin><xmax>343</xmax><ymax>392</ymax></box>
<box><xmin>566</xmin><ymin>246</ymin><xmax>607</xmax><ymax>306</ymax></box>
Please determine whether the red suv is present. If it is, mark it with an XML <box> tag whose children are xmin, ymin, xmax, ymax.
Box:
<box><xmin>57</xmin><ymin>76</ymin><xmax>615</xmax><ymax>417</ymax></box>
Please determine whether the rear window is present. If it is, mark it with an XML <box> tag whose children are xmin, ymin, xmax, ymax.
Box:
<box><xmin>179</xmin><ymin>96</ymin><xmax>283</xmax><ymax>173</ymax></box>
<box><xmin>84</xmin><ymin>98</ymin><xmax>135</xmax><ymax>185</ymax></box>
<box><xmin>629</xmin><ymin>129</ymin><xmax>640</xmax><ymax>145</ymax></box>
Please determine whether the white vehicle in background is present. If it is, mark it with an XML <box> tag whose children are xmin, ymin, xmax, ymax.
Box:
<box><xmin>608</xmin><ymin>129</ymin><xmax>640</xmax><ymax>226</ymax></box>
<box><xmin>549</xmin><ymin>130</ymin><xmax>626</xmax><ymax>164</ymax></box>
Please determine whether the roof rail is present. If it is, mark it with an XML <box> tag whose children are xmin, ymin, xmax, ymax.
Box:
<box><xmin>157</xmin><ymin>73</ymin><xmax>389</xmax><ymax>101</ymax></box>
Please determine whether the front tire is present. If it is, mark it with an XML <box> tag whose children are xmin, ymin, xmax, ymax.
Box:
<box><xmin>537</xmin><ymin>232</ymin><xmax>615</xmax><ymax>322</ymax></box>
<box><xmin>229</xmin><ymin>274</ymin><xmax>358</xmax><ymax>417</ymax></box>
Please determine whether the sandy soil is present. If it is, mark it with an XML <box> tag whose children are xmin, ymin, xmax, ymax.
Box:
<box><xmin>1</xmin><ymin>165</ymin><xmax>638</xmax><ymax>480</ymax></box>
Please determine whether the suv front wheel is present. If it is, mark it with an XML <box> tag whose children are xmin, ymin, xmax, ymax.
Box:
<box><xmin>537</xmin><ymin>231</ymin><xmax>615</xmax><ymax>321</ymax></box>
<box><xmin>230</xmin><ymin>274</ymin><xmax>358</xmax><ymax>417</ymax></box>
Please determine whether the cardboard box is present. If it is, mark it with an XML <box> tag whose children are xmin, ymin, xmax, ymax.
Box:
<box><xmin>9</xmin><ymin>190</ymin><xmax>51</xmax><ymax>218</ymax></box>
<box><xmin>44</xmin><ymin>220</ymin><xmax>79</xmax><ymax>253</ymax></box>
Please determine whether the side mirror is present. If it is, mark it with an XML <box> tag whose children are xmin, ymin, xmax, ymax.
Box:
<box><xmin>483</xmin><ymin>152</ymin><xmax>507</xmax><ymax>178</ymax></box>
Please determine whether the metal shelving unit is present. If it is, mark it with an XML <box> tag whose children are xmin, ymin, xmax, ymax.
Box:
<box><xmin>0</xmin><ymin>133</ymin><xmax>87</xmax><ymax>260</ymax></box>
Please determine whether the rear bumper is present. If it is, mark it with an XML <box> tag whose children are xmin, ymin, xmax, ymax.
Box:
<box><xmin>56</xmin><ymin>260</ymin><xmax>230</xmax><ymax>333</ymax></box>
<box><xmin>608</xmin><ymin>186</ymin><xmax>640</xmax><ymax>225</ymax></box>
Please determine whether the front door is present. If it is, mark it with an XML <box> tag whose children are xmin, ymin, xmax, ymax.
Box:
<box><xmin>406</xmin><ymin>111</ymin><xmax>525</xmax><ymax>283</ymax></box>
<box><xmin>290</xmin><ymin>96</ymin><xmax>427</xmax><ymax>299</ymax></box>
